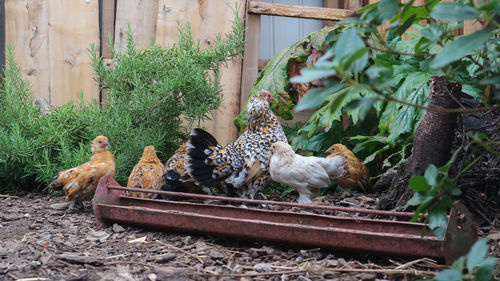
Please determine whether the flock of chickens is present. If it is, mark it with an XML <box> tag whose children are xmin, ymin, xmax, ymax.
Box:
<box><xmin>49</xmin><ymin>89</ymin><xmax>372</xmax><ymax>212</ymax></box>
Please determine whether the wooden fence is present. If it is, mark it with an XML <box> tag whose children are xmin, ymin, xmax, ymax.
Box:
<box><xmin>1</xmin><ymin>0</ymin><xmax>483</xmax><ymax>144</ymax></box>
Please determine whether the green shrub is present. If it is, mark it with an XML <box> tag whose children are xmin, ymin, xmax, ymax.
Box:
<box><xmin>0</xmin><ymin>12</ymin><xmax>244</xmax><ymax>192</ymax></box>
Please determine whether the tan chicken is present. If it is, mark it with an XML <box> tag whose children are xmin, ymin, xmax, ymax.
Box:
<box><xmin>127</xmin><ymin>146</ymin><xmax>164</xmax><ymax>199</ymax></box>
<box><xmin>49</xmin><ymin>136</ymin><xmax>115</xmax><ymax>212</ymax></box>
<box><xmin>269</xmin><ymin>141</ymin><xmax>345</xmax><ymax>204</ymax></box>
<box><xmin>325</xmin><ymin>143</ymin><xmax>372</xmax><ymax>193</ymax></box>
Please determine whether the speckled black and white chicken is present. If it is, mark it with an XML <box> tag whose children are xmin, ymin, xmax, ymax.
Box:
<box><xmin>186</xmin><ymin>89</ymin><xmax>287</xmax><ymax>199</ymax></box>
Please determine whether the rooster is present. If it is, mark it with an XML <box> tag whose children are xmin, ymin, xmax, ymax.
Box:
<box><xmin>49</xmin><ymin>136</ymin><xmax>115</xmax><ymax>212</ymax></box>
<box><xmin>186</xmin><ymin>89</ymin><xmax>287</xmax><ymax>199</ymax></box>
<box><xmin>269</xmin><ymin>141</ymin><xmax>345</xmax><ymax>204</ymax></box>
<box><xmin>325</xmin><ymin>144</ymin><xmax>372</xmax><ymax>193</ymax></box>
<box><xmin>127</xmin><ymin>146</ymin><xmax>164</xmax><ymax>199</ymax></box>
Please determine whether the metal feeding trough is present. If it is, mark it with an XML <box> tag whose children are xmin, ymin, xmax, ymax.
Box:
<box><xmin>93</xmin><ymin>176</ymin><xmax>478</xmax><ymax>264</ymax></box>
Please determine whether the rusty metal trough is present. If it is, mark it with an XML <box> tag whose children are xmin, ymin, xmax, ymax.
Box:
<box><xmin>93</xmin><ymin>175</ymin><xmax>478</xmax><ymax>264</ymax></box>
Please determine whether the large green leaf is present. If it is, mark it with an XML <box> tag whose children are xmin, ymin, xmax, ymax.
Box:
<box><xmin>294</xmin><ymin>81</ymin><xmax>343</xmax><ymax>112</ymax></box>
<box><xmin>430</xmin><ymin>30</ymin><xmax>491</xmax><ymax>69</ymax></box>
<box><xmin>333</xmin><ymin>27</ymin><xmax>369</xmax><ymax>73</ymax></box>
<box><xmin>466</xmin><ymin>238</ymin><xmax>490</xmax><ymax>273</ymax></box>
<box><xmin>234</xmin><ymin>27</ymin><xmax>335</xmax><ymax>131</ymax></box>
<box><xmin>428</xmin><ymin>204</ymin><xmax>447</xmax><ymax>239</ymax></box>
<box><xmin>379</xmin><ymin>72</ymin><xmax>430</xmax><ymax>134</ymax></box>
<box><xmin>434</xmin><ymin>269</ymin><xmax>463</xmax><ymax>281</ymax></box>
<box><xmin>430</xmin><ymin>2</ymin><xmax>480</xmax><ymax>22</ymax></box>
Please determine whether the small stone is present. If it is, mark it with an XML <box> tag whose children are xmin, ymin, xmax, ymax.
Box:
<box><xmin>232</xmin><ymin>265</ymin><xmax>244</xmax><ymax>273</ymax></box>
<box><xmin>356</xmin><ymin>273</ymin><xmax>377</xmax><ymax>280</ymax></box>
<box><xmin>182</xmin><ymin>236</ymin><xmax>191</xmax><ymax>245</ymax></box>
<box><xmin>50</xmin><ymin>202</ymin><xmax>70</xmax><ymax>210</ymax></box>
<box><xmin>0</xmin><ymin>248</ymin><xmax>8</xmax><ymax>257</ymax></box>
<box><xmin>155</xmin><ymin>254</ymin><xmax>176</xmax><ymax>263</ymax></box>
<box><xmin>298</xmin><ymin>276</ymin><xmax>312</xmax><ymax>281</ymax></box>
<box><xmin>487</xmin><ymin>232</ymin><xmax>500</xmax><ymax>240</ymax></box>
<box><xmin>208</xmin><ymin>249</ymin><xmax>225</xmax><ymax>259</ymax></box>
<box><xmin>24</xmin><ymin>213</ymin><xmax>31</xmax><ymax>218</ymax></box>
<box><xmin>253</xmin><ymin>263</ymin><xmax>272</xmax><ymax>272</ymax></box>
<box><xmin>147</xmin><ymin>273</ymin><xmax>157</xmax><ymax>281</ymax></box>
<box><xmin>112</xmin><ymin>223</ymin><xmax>125</xmax><ymax>233</ymax></box>
<box><xmin>309</xmin><ymin>264</ymin><xmax>323</xmax><ymax>276</ymax></box>
<box><xmin>325</xmin><ymin>259</ymin><xmax>339</xmax><ymax>267</ymax></box>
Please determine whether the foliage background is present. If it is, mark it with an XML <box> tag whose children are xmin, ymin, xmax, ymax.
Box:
<box><xmin>0</xmin><ymin>16</ymin><xmax>245</xmax><ymax>192</ymax></box>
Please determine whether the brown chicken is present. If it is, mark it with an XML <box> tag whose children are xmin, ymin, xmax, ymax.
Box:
<box><xmin>127</xmin><ymin>146</ymin><xmax>164</xmax><ymax>199</ymax></box>
<box><xmin>325</xmin><ymin>143</ymin><xmax>372</xmax><ymax>193</ymax></box>
<box><xmin>49</xmin><ymin>136</ymin><xmax>116</xmax><ymax>211</ymax></box>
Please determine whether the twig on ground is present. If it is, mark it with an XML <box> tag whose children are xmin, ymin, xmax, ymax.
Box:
<box><xmin>0</xmin><ymin>194</ymin><xmax>19</xmax><ymax>198</ymax></box>
<box><xmin>191</xmin><ymin>266</ymin><xmax>440</xmax><ymax>277</ymax></box>
<box><xmin>156</xmin><ymin>240</ymin><xmax>205</xmax><ymax>264</ymax></box>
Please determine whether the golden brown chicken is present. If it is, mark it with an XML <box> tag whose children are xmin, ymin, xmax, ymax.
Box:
<box><xmin>49</xmin><ymin>136</ymin><xmax>116</xmax><ymax>211</ymax></box>
<box><xmin>127</xmin><ymin>146</ymin><xmax>164</xmax><ymax>199</ymax></box>
<box><xmin>325</xmin><ymin>143</ymin><xmax>372</xmax><ymax>193</ymax></box>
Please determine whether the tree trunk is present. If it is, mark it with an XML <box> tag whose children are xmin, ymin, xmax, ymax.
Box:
<box><xmin>378</xmin><ymin>76</ymin><xmax>461</xmax><ymax>210</ymax></box>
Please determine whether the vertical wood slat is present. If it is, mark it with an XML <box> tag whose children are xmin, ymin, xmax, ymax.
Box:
<box><xmin>240</xmin><ymin>0</ymin><xmax>261</xmax><ymax>112</ymax></box>
<box><xmin>0</xmin><ymin>0</ymin><xmax>5</xmax><ymax>76</ymax></box>
<box><xmin>156</xmin><ymin>0</ymin><xmax>202</xmax><ymax>46</ymax></box>
<box><xmin>114</xmin><ymin>0</ymin><xmax>159</xmax><ymax>52</ymax></box>
<box><xmin>323</xmin><ymin>0</ymin><xmax>341</xmax><ymax>27</ymax></box>
<box><xmin>343</xmin><ymin>0</ymin><xmax>361</xmax><ymax>10</ymax></box>
<box><xmin>155</xmin><ymin>0</ymin><xmax>246</xmax><ymax>144</ymax></box>
<box><xmin>48</xmin><ymin>0</ymin><xmax>100</xmax><ymax>105</ymax></box>
<box><xmin>100</xmin><ymin>0</ymin><xmax>116</xmax><ymax>59</ymax></box>
<box><xmin>5</xmin><ymin>0</ymin><xmax>50</xmax><ymax>102</ymax></box>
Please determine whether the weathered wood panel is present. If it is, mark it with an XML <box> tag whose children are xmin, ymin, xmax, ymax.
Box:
<box><xmin>48</xmin><ymin>0</ymin><xmax>100</xmax><ymax>105</ymax></box>
<box><xmin>248</xmin><ymin>1</ymin><xmax>353</xmax><ymax>20</ymax></box>
<box><xmin>101</xmin><ymin>0</ymin><xmax>116</xmax><ymax>59</ymax></box>
<box><xmin>114</xmin><ymin>0</ymin><xmax>159</xmax><ymax>52</ymax></box>
<box><xmin>240</xmin><ymin>0</ymin><xmax>261</xmax><ymax>115</ymax></box>
<box><xmin>156</xmin><ymin>0</ymin><xmax>245</xmax><ymax>145</ymax></box>
<box><xmin>5</xmin><ymin>0</ymin><xmax>49</xmax><ymax>101</ymax></box>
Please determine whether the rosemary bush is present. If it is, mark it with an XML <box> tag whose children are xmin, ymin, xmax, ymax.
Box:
<box><xmin>0</xmin><ymin>13</ymin><xmax>244</xmax><ymax>192</ymax></box>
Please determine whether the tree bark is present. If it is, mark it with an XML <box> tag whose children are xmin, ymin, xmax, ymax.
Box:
<box><xmin>378</xmin><ymin>76</ymin><xmax>461</xmax><ymax>210</ymax></box>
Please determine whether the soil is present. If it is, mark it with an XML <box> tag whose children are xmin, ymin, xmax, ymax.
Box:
<box><xmin>0</xmin><ymin>191</ymin><xmax>498</xmax><ymax>281</ymax></box>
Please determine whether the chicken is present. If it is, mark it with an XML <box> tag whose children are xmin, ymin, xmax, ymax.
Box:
<box><xmin>186</xmin><ymin>89</ymin><xmax>287</xmax><ymax>199</ymax></box>
<box><xmin>126</xmin><ymin>146</ymin><xmax>164</xmax><ymax>199</ymax></box>
<box><xmin>49</xmin><ymin>136</ymin><xmax>115</xmax><ymax>212</ymax></box>
<box><xmin>161</xmin><ymin>142</ymin><xmax>224</xmax><ymax>197</ymax></box>
<box><xmin>325</xmin><ymin>143</ymin><xmax>372</xmax><ymax>193</ymax></box>
<box><xmin>269</xmin><ymin>141</ymin><xmax>345</xmax><ymax>204</ymax></box>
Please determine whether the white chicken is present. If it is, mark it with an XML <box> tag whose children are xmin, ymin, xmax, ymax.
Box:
<box><xmin>269</xmin><ymin>141</ymin><xmax>345</xmax><ymax>204</ymax></box>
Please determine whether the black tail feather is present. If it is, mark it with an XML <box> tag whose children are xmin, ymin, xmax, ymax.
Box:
<box><xmin>187</xmin><ymin>128</ymin><xmax>224</xmax><ymax>187</ymax></box>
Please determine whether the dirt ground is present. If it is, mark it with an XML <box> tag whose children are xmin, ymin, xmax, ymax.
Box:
<box><xmin>0</xmin><ymin>191</ymin><xmax>498</xmax><ymax>281</ymax></box>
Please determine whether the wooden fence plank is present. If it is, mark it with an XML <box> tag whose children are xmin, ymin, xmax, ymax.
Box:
<box><xmin>343</xmin><ymin>0</ymin><xmax>362</xmax><ymax>10</ymax></box>
<box><xmin>100</xmin><ymin>0</ymin><xmax>116</xmax><ymax>59</ymax></box>
<box><xmin>248</xmin><ymin>1</ymin><xmax>353</xmax><ymax>20</ymax></box>
<box><xmin>48</xmin><ymin>0</ymin><xmax>100</xmax><ymax>105</ymax></box>
<box><xmin>114</xmin><ymin>0</ymin><xmax>159</xmax><ymax>52</ymax></box>
<box><xmin>240</xmin><ymin>0</ymin><xmax>261</xmax><ymax>114</ymax></box>
<box><xmin>5</xmin><ymin>0</ymin><xmax>49</xmax><ymax>101</ymax></box>
<box><xmin>155</xmin><ymin>0</ymin><xmax>245</xmax><ymax>144</ymax></box>
<box><xmin>155</xmin><ymin>0</ymin><xmax>202</xmax><ymax>46</ymax></box>
<box><xmin>323</xmin><ymin>0</ymin><xmax>341</xmax><ymax>27</ymax></box>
